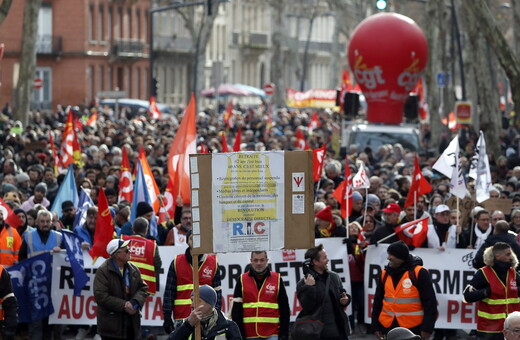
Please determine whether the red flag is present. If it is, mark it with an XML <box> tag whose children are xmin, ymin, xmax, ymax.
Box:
<box><xmin>313</xmin><ymin>144</ymin><xmax>327</xmax><ymax>182</ymax></box>
<box><xmin>89</xmin><ymin>187</ymin><xmax>115</xmax><ymax>261</ymax></box>
<box><xmin>223</xmin><ymin>100</ymin><xmax>234</xmax><ymax>129</ymax></box>
<box><xmin>232</xmin><ymin>129</ymin><xmax>242</xmax><ymax>152</ymax></box>
<box><xmin>167</xmin><ymin>94</ymin><xmax>197</xmax><ymax>205</ymax></box>
<box><xmin>405</xmin><ymin>154</ymin><xmax>433</xmax><ymax>208</ymax></box>
<box><xmin>87</xmin><ymin>110</ymin><xmax>98</xmax><ymax>127</ymax></box>
<box><xmin>60</xmin><ymin>107</ymin><xmax>82</xmax><ymax>168</ymax></box>
<box><xmin>308</xmin><ymin>112</ymin><xmax>320</xmax><ymax>131</ymax></box>
<box><xmin>161</xmin><ymin>176</ymin><xmax>176</xmax><ymax>223</ymax></box>
<box><xmin>395</xmin><ymin>217</ymin><xmax>429</xmax><ymax>248</ymax></box>
<box><xmin>332</xmin><ymin>157</ymin><xmax>353</xmax><ymax>219</ymax></box>
<box><xmin>74</xmin><ymin>115</ymin><xmax>83</xmax><ymax>131</ymax></box>
<box><xmin>295</xmin><ymin>129</ymin><xmax>310</xmax><ymax>150</ymax></box>
<box><xmin>221</xmin><ymin>132</ymin><xmax>229</xmax><ymax>153</ymax></box>
<box><xmin>118</xmin><ymin>148</ymin><xmax>134</xmax><ymax>203</ymax></box>
<box><xmin>49</xmin><ymin>131</ymin><xmax>60</xmax><ymax>176</ymax></box>
<box><xmin>148</xmin><ymin>96</ymin><xmax>161</xmax><ymax>120</ymax></box>
<box><xmin>412</xmin><ymin>77</ymin><xmax>428</xmax><ymax>121</ymax></box>
<box><xmin>199</xmin><ymin>143</ymin><xmax>208</xmax><ymax>154</ymax></box>
<box><xmin>139</xmin><ymin>147</ymin><xmax>161</xmax><ymax>213</ymax></box>
<box><xmin>0</xmin><ymin>198</ymin><xmax>22</xmax><ymax>229</ymax></box>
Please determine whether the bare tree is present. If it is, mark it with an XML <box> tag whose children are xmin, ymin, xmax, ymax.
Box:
<box><xmin>0</xmin><ymin>0</ymin><xmax>13</xmax><ymax>25</ymax></box>
<box><xmin>13</xmin><ymin>0</ymin><xmax>42</xmax><ymax>126</ymax></box>
<box><xmin>268</xmin><ymin>0</ymin><xmax>285</xmax><ymax>108</ymax></box>
<box><xmin>464</xmin><ymin>0</ymin><xmax>520</xmax><ymax>129</ymax></box>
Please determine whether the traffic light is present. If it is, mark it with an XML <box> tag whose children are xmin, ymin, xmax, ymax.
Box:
<box><xmin>152</xmin><ymin>78</ymin><xmax>159</xmax><ymax>97</ymax></box>
<box><xmin>376</xmin><ymin>0</ymin><xmax>387</xmax><ymax>10</ymax></box>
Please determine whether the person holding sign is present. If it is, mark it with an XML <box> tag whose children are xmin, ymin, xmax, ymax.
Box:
<box><xmin>463</xmin><ymin>242</ymin><xmax>520</xmax><ymax>340</ymax></box>
<box><xmin>295</xmin><ymin>244</ymin><xmax>351</xmax><ymax>340</ymax></box>
<box><xmin>231</xmin><ymin>250</ymin><xmax>290</xmax><ymax>340</ymax></box>
<box><xmin>163</xmin><ymin>231</ymin><xmax>222</xmax><ymax>334</ymax></box>
<box><xmin>169</xmin><ymin>285</ymin><xmax>242</xmax><ymax>340</ymax></box>
<box><xmin>371</xmin><ymin>240</ymin><xmax>437</xmax><ymax>339</ymax></box>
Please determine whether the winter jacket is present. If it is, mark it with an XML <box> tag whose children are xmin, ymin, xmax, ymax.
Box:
<box><xmin>296</xmin><ymin>270</ymin><xmax>351</xmax><ymax>339</ymax></box>
<box><xmin>169</xmin><ymin>310</ymin><xmax>242</xmax><ymax>340</ymax></box>
<box><xmin>93</xmin><ymin>258</ymin><xmax>149</xmax><ymax>339</ymax></box>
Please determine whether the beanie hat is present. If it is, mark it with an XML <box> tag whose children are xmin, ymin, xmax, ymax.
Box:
<box><xmin>34</xmin><ymin>182</ymin><xmax>48</xmax><ymax>194</ymax></box>
<box><xmin>387</xmin><ymin>327</ymin><xmax>420</xmax><ymax>340</ymax></box>
<box><xmin>15</xmin><ymin>172</ymin><xmax>30</xmax><ymax>183</ymax></box>
<box><xmin>2</xmin><ymin>183</ymin><xmax>17</xmax><ymax>195</ymax></box>
<box><xmin>136</xmin><ymin>202</ymin><xmax>153</xmax><ymax>217</ymax></box>
<box><xmin>62</xmin><ymin>200</ymin><xmax>74</xmax><ymax>211</ymax></box>
<box><xmin>367</xmin><ymin>194</ymin><xmax>381</xmax><ymax>206</ymax></box>
<box><xmin>387</xmin><ymin>240</ymin><xmax>410</xmax><ymax>261</ymax></box>
<box><xmin>352</xmin><ymin>191</ymin><xmax>363</xmax><ymax>202</ymax></box>
<box><xmin>193</xmin><ymin>285</ymin><xmax>217</xmax><ymax>307</ymax></box>
<box><xmin>105</xmin><ymin>188</ymin><xmax>117</xmax><ymax>197</ymax></box>
<box><xmin>316</xmin><ymin>206</ymin><xmax>334</xmax><ymax>224</ymax></box>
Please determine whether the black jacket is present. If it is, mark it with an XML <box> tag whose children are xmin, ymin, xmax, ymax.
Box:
<box><xmin>371</xmin><ymin>255</ymin><xmax>438</xmax><ymax>335</ymax></box>
<box><xmin>371</xmin><ymin>222</ymin><xmax>400</xmax><ymax>244</ymax></box>
<box><xmin>464</xmin><ymin>261</ymin><xmax>520</xmax><ymax>303</ymax></box>
<box><xmin>296</xmin><ymin>270</ymin><xmax>351</xmax><ymax>339</ymax></box>
<box><xmin>169</xmin><ymin>310</ymin><xmax>242</xmax><ymax>340</ymax></box>
<box><xmin>472</xmin><ymin>232</ymin><xmax>520</xmax><ymax>269</ymax></box>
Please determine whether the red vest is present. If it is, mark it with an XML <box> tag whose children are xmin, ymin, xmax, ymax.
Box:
<box><xmin>241</xmin><ymin>272</ymin><xmax>280</xmax><ymax>338</ymax></box>
<box><xmin>379</xmin><ymin>266</ymin><xmax>424</xmax><ymax>329</ymax></box>
<box><xmin>477</xmin><ymin>266</ymin><xmax>520</xmax><ymax>333</ymax></box>
<box><xmin>122</xmin><ymin>235</ymin><xmax>157</xmax><ymax>294</ymax></box>
<box><xmin>173</xmin><ymin>254</ymin><xmax>217</xmax><ymax>320</ymax></box>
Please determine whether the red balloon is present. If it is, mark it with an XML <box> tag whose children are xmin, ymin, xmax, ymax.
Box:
<box><xmin>348</xmin><ymin>13</ymin><xmax>428</xmax><ymax>124</ymax></box>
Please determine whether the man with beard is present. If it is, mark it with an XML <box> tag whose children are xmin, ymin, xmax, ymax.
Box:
<box><xmin>463</xmin><ymin>242</ymin><xmax>520</xmax><ymax>340</ymax></box>
<box><xmin>371</xmin><ymin>203</ymin><xmax>402</xmax><ymax>245</ymax></box>
<box><xmin>164</xmin><ymin>208</ymin><xmax>192</xmax><ymax>246</ymax></box>
<box><xmin>231</xmin><ymin>251</ymin><xmax>290</xmax><ymax>340</ymax></box>
<box><xmin>427</xmin><ymin>204</ymin><xmax>464</xmax><ymax>250</ymax></box>
<box><xmin>60</xmin><ymin>200</ymin><xmax>76</xmax><ymax>231</ymax></box>
<box><xmin>372</xmin><ymin>241</ymin><xmax>437</xmax><ymax>339</ymax></box>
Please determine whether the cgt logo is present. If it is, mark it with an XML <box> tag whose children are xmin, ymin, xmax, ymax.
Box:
<box><xmin>232</xmin><ymin>222</ymin><xmax>266</xmax><ymax>236</ymax></box>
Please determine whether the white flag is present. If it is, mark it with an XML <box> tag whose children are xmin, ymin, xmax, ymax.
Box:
<box><xmin>433</xmin><ymin>136</ymin><xmax>459</xmax><ymax>178</ymax></box>
<box><xmin>469</xmin><ymin>131</ymin><xmax>492</xmax><ymax>202</ymax></box>
<box><xmin>353</xmin><ymin>165</ymin><xmax>370</xmax><ymax>189</ymax></box>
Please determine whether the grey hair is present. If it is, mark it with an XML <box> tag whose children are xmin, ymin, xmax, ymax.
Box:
<box><xmin>504</xmin><ymin>311</ymin><xmax>520</xmax><ymax>329</ymax></box>
<box><xmin>36</xmin><ymin>209</ymin><xmax>52</xmax><ymax>220</ymax></box>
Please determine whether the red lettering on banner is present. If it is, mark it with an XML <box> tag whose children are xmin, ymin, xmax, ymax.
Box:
<box><xmin>291</xmin><ymin>292</ymin><xmax>302</xmax><ymax>316</ymax></box>
<box><xmin>447</xmin><ymin>300</ymin><xmax>458</xmax><ymax>322</ymax></box>
<box><xmin>446</xmin><ymin>299</ymin><xmax>476</xmax><ymax>324</ymax></box>
<box><xmin>143</xmin><ymin>296</ymin><xmax>164</xmax><ymax>320</ymax></box>
<box><xmin>367</xmin><ymin>294</ymin><xmax>374</xmax><ymax>318</ymax></box>
<box><xmin>461</xmin><ymin>301</ymin><xmax>476</xmax><ymax>324</ymax></box>
<box><xmin>57</xmin><ymin>295</ymin><xmax>97</xmax><ymax>320</ymax></box>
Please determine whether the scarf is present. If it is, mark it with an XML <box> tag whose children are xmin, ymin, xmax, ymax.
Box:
<box><xmin>319</xmin><ymin>222</ymin><xmax>335</xmax><ymax>237</ymax></box>
<box><xmin>201</xmin><ymin>309</ymin><xmax>219</xmax><ymax>337</ymax></box>
<box><xmin>474</xmin><ymin>224</ymin><xmax>492</xmax><ymax>250</ymax></box>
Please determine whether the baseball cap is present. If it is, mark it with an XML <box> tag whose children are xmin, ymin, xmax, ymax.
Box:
<box><xmin>106</xmin><ymin>239</ymin><xmax>131</xmax><ymax>256</ymax></box>
<box><xmin>435</xmin><ymin>204</ymin><xmax>450</xmax><ymax>214</ymax></box>
<box><xmin>382</xmin><ymin>203</ymin><xmax>400</xmax><ymax>214</ymax></box>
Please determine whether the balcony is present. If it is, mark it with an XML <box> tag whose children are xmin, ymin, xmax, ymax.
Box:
<box><xmin>110</xmin><ymin>40</ymin><xmax>146</xmax><ymax>59</ymax></box>
<box><xmin>36</xmin><ymin>35</ymin><xmax>62</xmax><ymax>55</ymax></box>
<box><xmin>243</xmin><ymin>32</ymin><xmax>268</xmax><ymax>49</ymax></box>
<box><xmin>155</xmin><ymin>35</ymin><xmax>194</xmax><ymax>54</ymax></box>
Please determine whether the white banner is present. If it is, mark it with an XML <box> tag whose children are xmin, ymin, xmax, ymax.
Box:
<box><xmin>364</xmin><ymin>244</ymin><xmax>478</xmax><ymax>329</ymax></box>
<box><xmin>49</xmin><ymin>238</ymin><xmax>350</xmax><ymax>325</ymax></box>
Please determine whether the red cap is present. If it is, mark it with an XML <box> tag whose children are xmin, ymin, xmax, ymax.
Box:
<box><xmin>316</xmin><ymin>206</ymin><xmax>334</xmax><ymax>223</ymax></box>
<box><xmin>382</xmin><ymin>203</ymin><xmax>401</xmax><ymax>214</ymax></box>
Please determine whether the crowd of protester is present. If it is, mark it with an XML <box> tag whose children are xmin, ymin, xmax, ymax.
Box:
<box><xmin>2</xmin><ymin>102</ymin><xmax>520</xmax><ymax>339</ymax></box>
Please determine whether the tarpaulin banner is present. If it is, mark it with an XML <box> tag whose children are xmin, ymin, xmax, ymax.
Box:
<box><xmin>286</xmin><ymin>88</ymin><xmax>338</xmax><ymax>108</ymax></box>
<box><xmin>48</xmin><ymin>238</ymin><xmax>351</xmax><ymax>325</ymax></box>
<box><xmin>364</xmin><ymin>244</ymin><xmax>477</xmax><ymax>329</ymax></box>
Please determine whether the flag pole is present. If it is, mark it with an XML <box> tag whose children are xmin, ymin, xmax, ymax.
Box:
<box><xmin>413</xmin><ymin>191</ymin><xmax>417</xmax><ymax>221</ymax></box>
<box><xmin>377</xmin><ymin>232</ymin><xmax>397</xmax><ymax>244</ymax></box>
<box><xmin>362</xmin><ymin>188</ymin><xmax>368</xmax><ymax>227</ymax></box>
<box><xmin>456</xmin><ymin>197</ymin><xmax>460</xmax><ymax>244</ymax></box>
<box><xmin>315</xmin><ymin>179</ymin><xmax>321</xmax><ymax>202</ymax></box>
<box><xmin>193</xmin><ymin>252</ymin><xmax>201</xmax><ymax>340</ymax></box>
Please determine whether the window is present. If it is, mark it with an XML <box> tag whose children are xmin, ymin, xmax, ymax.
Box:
<box><xmin>127</xmin><ymin>8</ymin><xmax>132</xmax><ymax>40</ymax></box>
<box><xmin>32</xmin><ymin>67</ymin><xmax>52</xmax><ymax>110</ymax></box>
<box><xmin>37</xmin><ymin>4</ymin><xmax>53</xmax><ymax>53</ymax></box>
<box><xmin>136</xmin><ymin>9</ymin><xmax>141</xmax><ymax>41</ymax></box>
<box><xmin>107</xmin><ymin>6</ymin><xmax>113</xmax><ymax>41</ymax></box>
<box><xmin>88</xmin><ymin>4</ymin><xmax>95</xmax><ymax>42</ymax></box>
<box><xmin>98</xmin><ymin>5</ymin><xmax>105</xmax><ymax>42</ymax></box>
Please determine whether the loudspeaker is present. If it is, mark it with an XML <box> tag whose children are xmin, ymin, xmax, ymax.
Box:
<box><xmin>343</xmin><ymin>92</ymin><xmax>360</xmax><ymax>117</ymax></box>
<box><xmin>404</xmin><ymin>94</ymin><xmax>419</xmax><ymax>120</ymax></box>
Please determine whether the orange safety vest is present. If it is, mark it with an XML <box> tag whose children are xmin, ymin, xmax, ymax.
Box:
<box><xmin>122</xmin><ymin>235</ymin><xmax>157</xmax><ymax>294</ymax></box>
<box><xmin>241</xmin><ymin>272</ymin><xmax>280</xmax><ymax>338</ymax></box>
<box><xmin>173</xmin><ymin>254</ymin><xmax>217</xmax><ymax>320</ymax></box>
<box><xmin>379</xmin><ymin>266</ymin><xmax>424</xmax><ymax>329</ymax></box>
<box><xmin>477</xmin><ymin>266</ymin><xmax>520</xmax><ymax>333</ymax></box>
<box><xmin>0</xmin><ymin>226</ymin><xmax>21</xmax><ymax>266</ymax></box>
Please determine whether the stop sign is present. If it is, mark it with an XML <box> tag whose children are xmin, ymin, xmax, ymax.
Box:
<box><xmin>34</xmin><ymin>78</ymin><xmax>43</xmax><ymax>90</ymax></box>
<box><xmin>263</xmin><ymin>83</ymin><xmax>275</xmax><ymax>95</ymax></box>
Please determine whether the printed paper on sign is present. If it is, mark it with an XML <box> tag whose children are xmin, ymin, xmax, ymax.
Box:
<box><xmin>190</xmin><ymin>157</ymin><xmax>198</xmax><ymax>173</ymax></box>
<box><xmin>211</xmin><ymin>151</ymin><xmax>285</xmax><ymax>252</ymax></box>
<box><xmin>192</xmin><ymin>208</ymin><xmax>200</xmax><ymax>221</ymax></box>
<box><xmin>292</xmin><ymin>172</ymin><xmax>305</xmax><ymax>192</ymax></box>
<box><xmin>192</xmin><ymin>222</ymin><xmax>200</xmax><ymax>234</ymax></box>
<box><xmin>191</xmin><ymin>190</ymin><xmax>199</xmax><ymax>206</ymax></box>
<box><xmin>191</xmin><ymin>173</ymin><xmax>199</xmax><ymax>189</ymax></box>
<box><xmin>292</xmin><ymin>194</ymin><xmax>305</xmax><ymax>214</ymax></box>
